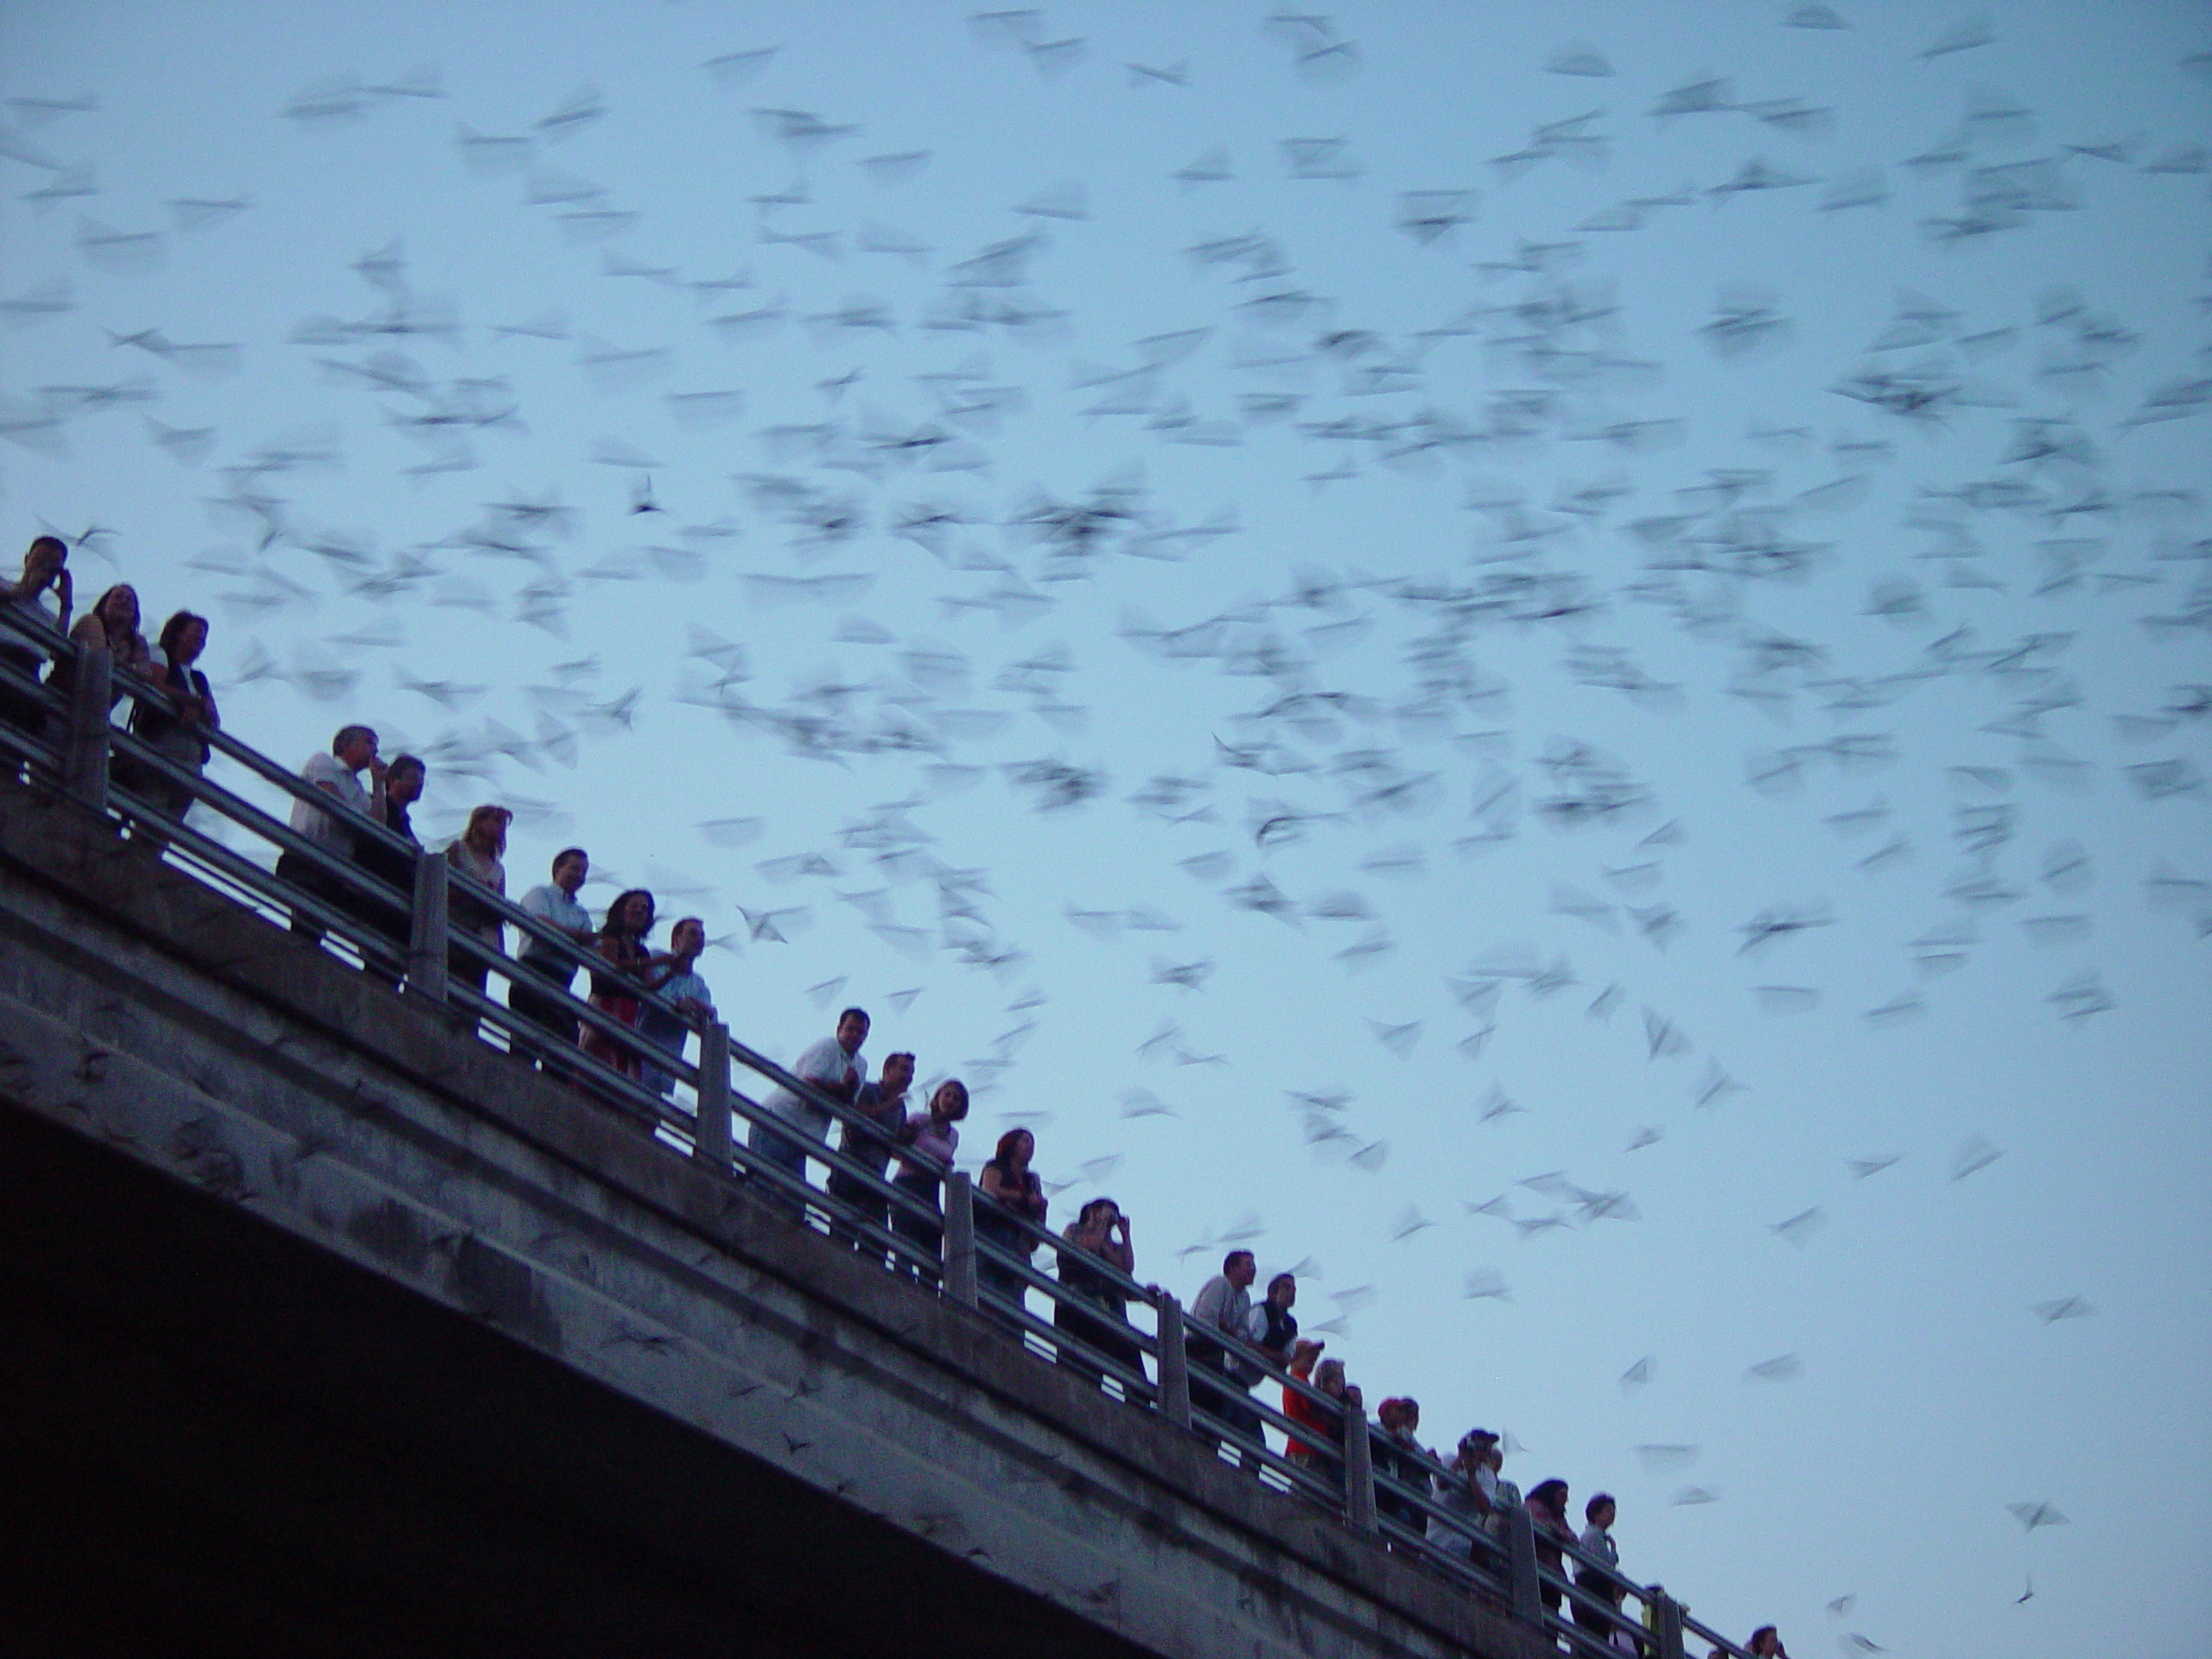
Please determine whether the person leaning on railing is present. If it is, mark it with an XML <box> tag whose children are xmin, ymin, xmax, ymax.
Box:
<box><xmin>580</xmin><ymin>888</ymin><xmax>657</xmax><ymax>1081</ymax></box>
<box><xmin>1524</xmin><ymin>1478</ymin><xmax>1575</xmax><ymax>1620</ymax></box>
<box><xmin>825</xmin><ymin>1049</ymin><xmax>912</xmax><ymax>1255</ymax></box>
<box><xmin>751</xmin><ymin>1007</ymin><xmax>870</xmax><ymax>1211</ymax></box>
<box><xmin>974</xmin><ymin>1126</ymin><xmax>1046</xmax><ymax>1326</ymax></box>
<box><xmin>1188</xmin><ymin>1249</ymin><xmax>1264</xmax><ymax>1452</ymax></box>
<box><xmin>889</xmin><ymin>1077</ymin><xmax>969</xmax><ymax>1287</ymax></box>
<box><xmin>1285</xmin><ymin>1351</ymin><xmax>1359</xmax><ymax>1484</ymax></box>
<box><xmin>1427</xmin><ymin>1427</ymin><xmax>1501</xmax><ymax>1563</ymax></box>
<box><xmin>351</xmin><ymin>753</ymin><xmax>426</xmax><ymax>987</ymax></box>
<box><xmin>1372</xmin><ymin>1396</ymin><xmax>1433</xmax><ymax>1537</ymax></box>
<box><xmin>1574</xmin><ymin>1491</ymin><xmax>1629</xmax><ymax>1648</ymax></box>
<box><xmin>510</xmin><ymin>847</ymin><xmax>594</xmax><ymax>1058</ymax></box>
<box><xmin>119</xmin><ymin>609</ymin><xmax>218</xmax><ymax>832</ymax></box>
<box><xmin>54</xmin><ymin>582</ymin><xmax>149</xmax><ymax>708</ymax></box>
<box><xmin>1</xmin><ymin>537</ymin><xmax>72</xmax><ymax>746</ymax></box>
<box><xmin>277</xmin><ymin>725</ymin><xmax>390</xmax><ymax>945</ymax></box>
<box><xmin>1054</xmin><ymin>1196</ymin><xmax>1147</xmax><ymax>1400</ymax></box>
<box><xmin>442</xmin><ymin>804</ymin><xmax>512</xmax><ymax>996</ymax></box>
<box><xmin>638</xmin><ymin>916</ymin><xmax>715</xmax><ymax>1098</ymax></box>
<box><xmin>1253</xmin><ymin>1270</ymin><xmax>1300</xmax><ymax>1364</ymax></box>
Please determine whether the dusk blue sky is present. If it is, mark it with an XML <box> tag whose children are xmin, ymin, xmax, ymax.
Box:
<box><xmin>3</xmin><ymin>4</ymin><xmax>2209</xmax><ymax>1653</ymax></box>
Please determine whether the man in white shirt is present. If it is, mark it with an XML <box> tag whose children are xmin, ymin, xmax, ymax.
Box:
<box><xmin>1189</xmin><ymin>1249</ymin><xmax>1262</xmax><ymax>1457</ymax></box>
<box><xmin>749</xmin><ymin>1007</ymin><xmax>868</xmax><ymax>1213</ymax></box>
<box><xmin>276</xmin><ymin>724</ymin><xmax>387</xmax><ymax>944</ymax></box>
<box><xmin>509</xmin><ymin>847</ymin><xmax>595</xmax><ymax>1063</ymax></box>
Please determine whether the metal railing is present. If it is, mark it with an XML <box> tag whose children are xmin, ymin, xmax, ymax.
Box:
<box><xmin>0</xmin><ymin>602</ymin><xmax>1753</xmax><ymax>1659</ymax></box>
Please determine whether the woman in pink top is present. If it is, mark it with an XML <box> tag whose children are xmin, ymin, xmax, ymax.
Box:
<box><xmin>891</xmin><ymin>1078</ymin><xmax>969</xmax><ymax>1287</ymax></box>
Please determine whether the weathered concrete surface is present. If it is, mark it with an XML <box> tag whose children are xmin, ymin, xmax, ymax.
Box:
<box><xmin>0</xmin><ymin>773</ymin><xmax>1545</xmax><ymax>1659</ymax></box>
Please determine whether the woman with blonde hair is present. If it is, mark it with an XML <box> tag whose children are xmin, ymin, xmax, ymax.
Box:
<box><xmin>443</xmin><ymin>804</ymin><xmax>511</xmax><ymax>995</ymax></box>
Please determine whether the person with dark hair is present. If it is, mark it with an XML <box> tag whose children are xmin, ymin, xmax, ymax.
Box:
<box><xmin>752</xmin><ymin>1007</ymin><xmax>869</xmax><ymax>1211</ymax></box>
<box><xmin>580</xmin><ymin>888</ymin><xmax>655</xmax><ymax>1079</ymax></box>
<box><xmin>976</xmin><ymin>1126</ymin><xmax>1046</xmax><ymax>1325</ymax></box>
<box><xmin>638</xmin><ymin>916</ymin><xmax>715</xmax><ymax>1097</ymax></box>
<box><xmin>827</xmin><ymin>1048</ymin><xmax>912</xmax><ymax>1253</ymax></box>
<box><xmin>1747</xmin><ymin>1627</ymin><xmax>1787</xmax><ymax>1657</ymax></box>
<box><xmin>511</xmin><ymin>847</ymin><xmax>594</xmax><ymax>1058</ymax></box>
<box><xmin>1576</xmin><ymin>1491</ymin><xmax>1625</xmax><ymax>1646</ymax></box>
<box><xmin>1189</xmin><ymin>1249</ymin><xmax>1261</xmax><ymax>1452</ymax></box>
<box><xmin>442</xmin><ymin>804</ymin><xmax>510</xmax><ymax>997</ymax></box>
<box><xmin>278</xmin><ymin>725</ymin><xmax>388</xmax><ymax>944</ymax></box>
<box><xmin>1373</xmin><ymin>1396</ymin><xmax>1431</xmax><ymax>1536</ymax></box>
<box><xmin>1055</xmin><ymin>1196</ymin><xmax>1147</xmax><ymax>1401</ymax></box>
<box><xmin>351</xmin><ymin>752</ymin><xmax>425</xmax><ymax>986</ymax></box>
<box><xmin>1525</xmin><ymin>1478</ymin><xmax>1574</xmax><ymax>1619</ymax></box>
<box><xmin>121</xmin><ymin>609</ymin><xmax>217</xmax><ymax>831</ymax></box>
<box><xmin>1254</xmin><ymin>1271</ymin><xmax>1300</xmax><ymax>1365</ymax></box>
<box><xmin>890</xmin><ymin>1077</ymin><xmax>968</xmax><ymax>1287</ymax></box>
<box><xmin>1427</xmin><ymin>1427</ymin><xmax>1500</xmax><ymax>1562</ymax></box>
<box><xmin>1</xmin><ymin>537</ymin><xmax>71</xmax><ymax>743</ymax></box>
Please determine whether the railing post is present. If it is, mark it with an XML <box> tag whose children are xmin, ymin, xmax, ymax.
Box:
<box><xmin>1654</xmin><ymin>1591</ymin><xmax>1685</xmax><ymax>1659</ymax></box>
<box><xmin>691</xmin><ymin>1021</ymin><xmax>732</xmax><ymax>1168</ymax></box>
<box><xmin>60</xmin><ymin>643</ymin><xmax>110</xmax><ymax>810</ymax></box>
<box><xmin>1342</xmin><ymin>1402</ymin><xmax>1377</xmax><ymax>1535</ymax></box>
<box><xmin>942</xmin><ymin>1170</ymin><xmax>978</xmax><ymax>1307</ymax></box>
<box><xmin>405</xmin><ymin>848</ymin><xmax>448</xmax><ymax>1001</ymax></box>
<box><xmin>1154</xmin><ymin>1293</ymin><xmax>1192</xmax><ymax>1429</ymax></box>
<box><xmin>1507</xmin><ymin>1500</ymin><xmax>1543</xmax><ymax>1629</ymax></box>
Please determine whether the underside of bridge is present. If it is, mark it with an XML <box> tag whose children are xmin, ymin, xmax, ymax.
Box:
<box><xmin>0</xmin><ymin>1102</ymin><xmax>1149</xmax><ymax>1659</ymax></box>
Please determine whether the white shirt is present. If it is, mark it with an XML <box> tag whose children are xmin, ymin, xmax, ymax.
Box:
<box><xmin>762</xmin><ymin>1033</ymin><xmax>866</xmax><ymax>1141</ymax></box>
<box><xmin>517</xmin><ymin>882</ymin><xmax>592</xmax><ymax>966</ymax></box>
<box><xmin>1580</xmin><ymin>1522</ymin><xmax>1618</xmax><ymax>1570</ymax></box>
<box><xmin>289</xmin><ymin>751</ymin><xmax>368</xmax><ymax>851</ymax></box>
<box><xmin>1191</xmin><ymin>1274</ymin><xmax>1253</xmax><ymax>1340</ymax></box>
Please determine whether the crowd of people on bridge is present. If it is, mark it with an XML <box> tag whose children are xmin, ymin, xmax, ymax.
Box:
<box><xmin>4</xmin><ymin>531</ymin><xmax>1796</xmax><ymax>1659</ymax></box>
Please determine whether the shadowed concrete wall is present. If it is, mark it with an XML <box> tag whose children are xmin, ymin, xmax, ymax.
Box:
<box><xmin>0</xmin><ymin>773</ymin><xmax>1543</xmax><ymax>1659</ymax></box>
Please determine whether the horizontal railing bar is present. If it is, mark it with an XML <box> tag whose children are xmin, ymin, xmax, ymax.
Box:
<box><xmin>1681</xmin><ymin>1611</ymin><xmax>1757</xmax><ymax>1659</ymax></box>
<box><xmin>971</xmin><ymin>1287</ymin><xmax>1160</xmax><ymax>1403</ymax></box>
<box><xmin>1185</xmin><ymin>1396</ymin><xmax>1353</xmax><ymax>1507</ymax></box>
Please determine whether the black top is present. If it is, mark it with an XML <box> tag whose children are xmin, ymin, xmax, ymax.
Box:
<box><xmin>976</xmin><ymin>1166</ymin><xmax>1046</xmax><ymax>1247</ymax></box>
<box><xmin>128</xmin><ymin>656</ymin><xmax>213</xmax><ymax>758</ymax></box>
<box><xmin>353</xmin><ymin>799</ymin><xmax>417</xmax><ymax>894</ymax></box>
<box><xmin>837</xmin><ymin>1080</ymin><xmax>909</xmax><ymax>1174</ymax></box>
<box><xmin>588</xmin><ymin>933</ymin><xmax>649</xmax><ymax>1000</ymax></box>
<box><xmin>1056</xmin><ymin>1236</ymin><xmax>1127</xmax><ymax>1316</ymax></box>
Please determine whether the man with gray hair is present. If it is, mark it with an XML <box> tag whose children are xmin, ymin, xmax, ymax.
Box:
<box><xmin>276</xmin><ymin>724</ymin><xmax>388</xmax><ymax>944</ymax></box>
<box><xmin>1189</xmin><ymin>1249</ymin><xmax>1265</xmax><ymax>1459</ymax></box>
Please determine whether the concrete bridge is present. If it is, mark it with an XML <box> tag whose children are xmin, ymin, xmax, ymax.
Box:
<box><xmin>0</xmin><ymin>769</ymin><xmax>1554</xmax><ymax>1659</ymax></box>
